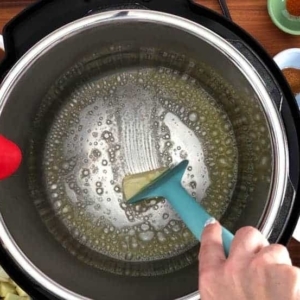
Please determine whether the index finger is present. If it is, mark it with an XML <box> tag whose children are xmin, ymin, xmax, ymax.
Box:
<box><xmin>199</xmin><ymin>220</ymin><xmax>226</xmax><ymax>273</ymax></box>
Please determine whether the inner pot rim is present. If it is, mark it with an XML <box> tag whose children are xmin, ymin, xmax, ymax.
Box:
<box><xmin>0</xmin><ymin>9</ymin><xmax>289</xmax><ymax>300</ymax></box>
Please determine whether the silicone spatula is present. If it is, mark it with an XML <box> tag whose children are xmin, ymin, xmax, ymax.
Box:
<box><xmin>0</xmin><ymin>135</ymin><xmax>22</xmax><ymax>180</ymax></box>
<box><xmin>126</xmin><ymin>160</ymin><xmax>234</xmax><ymax>255</ymax></box>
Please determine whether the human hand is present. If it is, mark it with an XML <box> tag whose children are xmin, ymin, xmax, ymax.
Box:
<box><xmin>199</xmin><ymin>221</ymin><xmax>300</xmax><ymax>300</ymax></box>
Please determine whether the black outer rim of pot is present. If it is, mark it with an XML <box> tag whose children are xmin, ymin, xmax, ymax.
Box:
<box><xmin>0</xmin><ymin>1</ymin><xmax>299</xmax><ymax>299</ymax></box>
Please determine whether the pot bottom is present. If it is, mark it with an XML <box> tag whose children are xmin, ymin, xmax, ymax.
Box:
<box><xmin>28</xmin><ymin>51</ymin><xmax>241</xmax><ymax>276</ymax></box>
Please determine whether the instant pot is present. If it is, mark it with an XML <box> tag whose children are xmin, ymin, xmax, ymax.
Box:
<box><xmin>0</xmin><ymin>0</ymin><xmax>300</xmax><ymax>299</ymax></box>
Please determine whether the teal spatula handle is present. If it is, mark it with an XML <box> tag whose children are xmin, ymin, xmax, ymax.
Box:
<box><xmin>164</xmin><ymin>184</ymin><xmax>234</xmax><ymax>256</ymax></box>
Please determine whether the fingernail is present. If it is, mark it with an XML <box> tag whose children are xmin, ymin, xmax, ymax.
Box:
<box><xmin>204</xmin><ymin>217</ymin><xmax>216</xmax><ymax>227</ymax></box>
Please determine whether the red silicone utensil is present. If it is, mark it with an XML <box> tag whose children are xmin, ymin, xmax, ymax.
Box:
<box><xmin>0</xmin><ymin>135</ymin><xmax>22</xmax><ymax>180</ymax></box>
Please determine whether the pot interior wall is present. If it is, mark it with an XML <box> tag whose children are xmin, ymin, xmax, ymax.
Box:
<box><xmin>0</xmin><ymin>18</ymin><xmax>273</xmax><ymax>299</ymax></box>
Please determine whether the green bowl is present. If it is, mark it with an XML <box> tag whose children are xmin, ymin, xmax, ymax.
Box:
<box><xmin>268</xmin><ymin>0</ymin><xmax>300</xmax><ymax>35</ymax></box>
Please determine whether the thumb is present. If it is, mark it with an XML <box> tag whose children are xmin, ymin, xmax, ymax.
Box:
<box><xmin>199</xmin><ymin>218</ymin><xmax>226</xmax><ymax>273</ymax></box>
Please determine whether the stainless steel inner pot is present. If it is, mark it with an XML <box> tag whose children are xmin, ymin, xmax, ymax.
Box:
<box><xmin>0</xmin><ymin>10</ymin><xmax>289</xmax><ymax>300</ymax></box>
